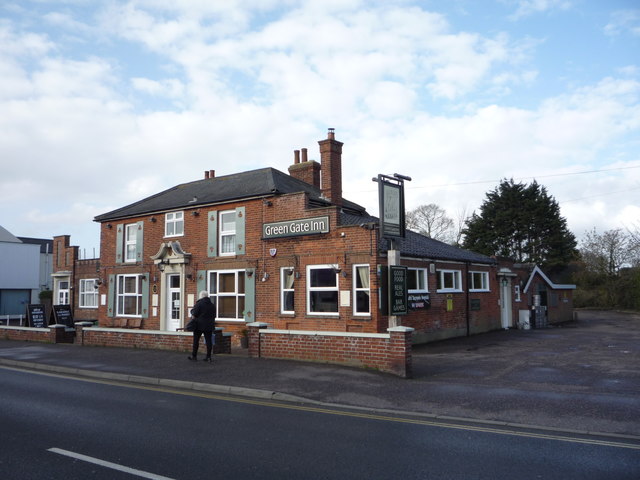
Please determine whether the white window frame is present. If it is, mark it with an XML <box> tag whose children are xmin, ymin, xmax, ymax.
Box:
<box><xmin>280</xmin><ymin>267</ymin><xmax>295</xmax><ymax>314</ymax></box>
<box><xmin>407</xmin><ymin>268</ymin><xmax>428</xmax><ymax>293</ymax></box>
<box><xmin>116</xmin><ymin>274</ymin><xmax>143</xmax><ymax>317</ymax></box>
<box><xmin>79</xmin><ymin>278</ymin><xmax>98</xmax><ymax>308</ymax></box>
<box><xmin>437</xmin><ymin>269</ymin><xmax>462</xmax><ymax>293</ymax></box>
<box><xmin>307</xmin><ymin>264</ymin><xmax>339</xmax><ymax>316</ymax></box>
<box><xmin>208</xmin><ymin>269</ymin><xmax>245</xmax><ymax>321</ymax></box>
<box><xmin>219</xmin><ymin>210</ymin><xmax>236</xmax><ymax>256</ymax></box>
<box><xmin>514</xmin><ymin>285</ymin><xmax>521</xmax><ymax>302</ymax></box>
<box><xmin>469</xmin><ymin>271</ymin><xmax>490</xmax><ymax>292</ymax></box>
<box><xmin>124</xmin><ymin>224</ymin><xmax>137</xmax><ymax>263</ymax></box>
<box><xmin>353</xmin><ymin>264</ymin><xmax>370</xmax><ymax>316</ymax></box>
<box><xmin>165</xmin><ymin>211</ymin><xmax>184</xmax><ymax>237</ymax></box>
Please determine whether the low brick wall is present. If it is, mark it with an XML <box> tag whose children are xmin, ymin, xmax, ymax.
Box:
<box><xmin>247</xmin><ymin>323</ymin><xmax>414</xmax><ymax>378</ymax></box>
<box><xmin>77</xmin><ymin>325</ymin><xmax>231</xmax><ymax>354</ymax></box>
<box><xmin>1</xmin><ymin>324</ymin><xmax>75</xmax><ymax>344</ymax></box>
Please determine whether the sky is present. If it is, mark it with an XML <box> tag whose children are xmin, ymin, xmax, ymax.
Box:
<box><xmin>1</xmin><ymin>0</ymin><xmax>639</xmax><ymax>258</ymax></box>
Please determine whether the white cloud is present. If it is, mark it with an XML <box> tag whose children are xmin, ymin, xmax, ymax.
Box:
<box><xmin>604</xmin><ymin>9</ymin><xmax>640</xmax><ymax>37</ymax></box>
<box><xmin>508</xmin><ymin>0</ymin><xmax>573</xmax><ymax>20</ymax></box>
<box><xmin>1</xmin><ymin>1</ymin><xmax>638</xmax><ymax>254</ymax></box>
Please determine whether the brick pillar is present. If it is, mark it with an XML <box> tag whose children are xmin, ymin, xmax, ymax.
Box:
<box><xmin>213</xmin><ymin>328</ymin><xmax>231</xmax><ymax>354</ymax></box>
<box><xmin>247</xmin><ymin>322</ymin><xmax>268</xmax><ymax>358</ymax></box>
<box><xmin>49</xmin><ymin>324</ymin><xmax>67</xmax><ymax>344</ymax></box>
<box><xmin>387</xmin><ymin>326</ymin><xmax>414</xmax><ymax>378</ymax></box>
<box><xmin>74</xmin><ymin>322</ymin><xmax>94</xmax><ymax>345</ymax></box>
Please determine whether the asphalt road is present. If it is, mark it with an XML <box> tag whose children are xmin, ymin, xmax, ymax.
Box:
<box><xmin>0</xmin><ymin>309</ymin><xmax>638</xmax><ymax>439</ymax></box>
<box><xmin>2</xmin><ymin>366</ymin><xmax>639</xmax><ymax>480</ymax></box>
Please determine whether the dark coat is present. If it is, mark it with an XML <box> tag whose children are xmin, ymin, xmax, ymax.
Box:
<box><xmin>190</xmin><ymin>296</ymin><xmax>216</xmax><ymax>332</ymax></box>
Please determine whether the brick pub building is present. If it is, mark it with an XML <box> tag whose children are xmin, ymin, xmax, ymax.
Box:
<box><xmin>44</xmin><ymin>129</ymin><xmax>573</xmax><ymax>375</ymax></box>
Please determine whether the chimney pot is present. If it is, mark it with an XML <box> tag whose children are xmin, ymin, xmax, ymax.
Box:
<box><xmin>204</xmin><ymin>170</ymin><xmax>209</xmax><ymax>179</ymax></box>
<box><xmin>209</xmin><ymin>170</ymin><xmax>215</xmax><ymax>178</ymax></box>
<box><xmin>294</xmin><ymin>150</ymin><xmax>300</xmax><ymax>164</ymax></box>
<box><xmin>301</xmin><ymin>148</ymin><xmax>308</xmax><ymax>162</ymax></box>
<box><xmin>328</xmin><ymin>128</ymin><xmax>335</xmax><ymax>140</ymax></box>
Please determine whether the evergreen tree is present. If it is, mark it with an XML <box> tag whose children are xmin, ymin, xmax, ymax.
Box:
<box><xmin>462</xmin><ymin>179</ymin><xmax>578</xmax><ymax>270</ymax></box>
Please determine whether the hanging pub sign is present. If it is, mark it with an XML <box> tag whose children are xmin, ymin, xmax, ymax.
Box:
<box><xmin>51</xmin><ymin>304</ymin><xmax>74</xmax><ymax>328</ymax></box>
<box><xmin>374</xmin><ymin>173</ymin><xmax>410</xmax><ymax>240</ymax></box>
<box><xmin>26</xmin><ymin>304</ymin><xmax>47</xmax><ymax>328</ymax></box>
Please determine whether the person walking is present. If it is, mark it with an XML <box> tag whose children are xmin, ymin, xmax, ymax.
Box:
<box><xmin>188</xmin><ymin>290</ymin><xmax>216</xmax><ymax>363</ymax></box>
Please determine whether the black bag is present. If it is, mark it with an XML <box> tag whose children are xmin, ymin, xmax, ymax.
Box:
<box><xmin>185</xmin><ymin>318</ymin><xmax>197</xmax><ymax>332</ymax></box>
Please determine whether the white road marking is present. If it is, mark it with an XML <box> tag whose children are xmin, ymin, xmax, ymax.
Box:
<box><xmin>48</xmin><ymin>447</ymin><xmax>175</xmax><ymax>480</ymax></box>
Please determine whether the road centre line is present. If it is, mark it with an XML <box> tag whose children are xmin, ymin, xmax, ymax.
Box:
<box><xmin>7</xmin><ymin>364</ymin><xmax>640</xmax><ymax>452</ymax></box>
<box><xmin>48</xmin><ymin>447</ymin><xmax>175</xmax><ymax>480</ymax></box>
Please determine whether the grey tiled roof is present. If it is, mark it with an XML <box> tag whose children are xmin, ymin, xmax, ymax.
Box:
<box><xmin>341</xmin><ymin>212</ymin><xmax>494</xmax><ymax>264</ymax></box>
<box><xmin>94</xmin><ymin>167</ymin><xmax>366</xmax><ymax>222</ymax></box>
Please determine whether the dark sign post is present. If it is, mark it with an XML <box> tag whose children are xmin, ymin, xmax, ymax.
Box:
<box><xmin>26</xmin><ymin>304</ymin><xmax>47</xmax><ymax>328</ymax></box>
<box><xmin>373</xmin><ymin>173</ymin><xmax>411</xmax><ymax>326</ymax></box>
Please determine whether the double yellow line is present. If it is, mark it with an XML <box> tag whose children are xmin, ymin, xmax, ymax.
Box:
<box><xmin>5</xmin><ymin>364</ymin><xmax>640</xmax><ymax>451</ymax></box>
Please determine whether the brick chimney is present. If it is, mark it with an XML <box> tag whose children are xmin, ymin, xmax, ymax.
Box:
<box><xmin>288</xmin><ymin>147</ymin><xmax>321</xmax><ymax>188</ymax></box>
<box><xmin>318</xmin><ymin>128</ymin><xmax>343</xmax><ymax>205</ymax></box>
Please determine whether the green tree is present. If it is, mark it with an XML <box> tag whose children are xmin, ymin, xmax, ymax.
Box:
<box><xmin>462</xmin><ymin>179</ymin><xmax>578</xmax><ymax>271</ymax></box>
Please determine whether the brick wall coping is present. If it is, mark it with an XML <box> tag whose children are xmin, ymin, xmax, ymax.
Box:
<box><xmin>387</xmin><ymin>326</ymin><xmax>415</xmax><ymax>333</ymax></box>
<box><xmin>79</xmin><ymin>327</ymin><xmax>229</xmax><ymax>336</ymax></box>
<box><xmin>253</xmin><ymin>328</ymin><xmax>391</xmax><ymax>339</ymax></box>
<box><xmin>0</xmin><ymin>325</ymin><xmax>49</xmax><ymax>333</ymax></box>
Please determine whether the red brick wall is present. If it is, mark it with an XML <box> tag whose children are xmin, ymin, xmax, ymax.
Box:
<box><xmin>402</xmin><ymin>261</ymin><xmax>501</xmax><ymax>343</ymax></box>
<box><xmin>78</xmin><ymin>327</ymin><xmax>231</xmax><ymax>354</ymax></box>
<box><xmin>1</xmin><ymin>325</ymin><xmax>74</xmax><ymax>343</ymax></box>
<box><xmin>248</xmin><ymin>323</ymin><xmax>413</xmax><ymax>378</ymax></box>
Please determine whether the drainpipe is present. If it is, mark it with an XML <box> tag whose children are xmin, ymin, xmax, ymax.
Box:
<box><xmin>465</xmin><ymin>262</ymin><xmax>470</xmax><ymax>337</ymax></box>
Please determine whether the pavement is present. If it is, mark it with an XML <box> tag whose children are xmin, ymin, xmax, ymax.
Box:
<box><xmin>1</xmin><ymin>310</ymin><xmax>639</xmax><ymax>440</ymax></box>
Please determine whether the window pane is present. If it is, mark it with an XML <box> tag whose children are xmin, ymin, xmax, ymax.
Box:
<box><xmin>221</xmin><ymin>235</ymin><xmax>235</xmax><ymax>254</ymax></box>
<box><xmin>124</xmin><ymin>296</ymin><xmax>138</xmax><ymax>315</ymax></box>
<box><xmin>219</xmin><ymin>297</ymin><xmax>237</xmax><ymax>318</ymax></box>
<box><xmin>310</xmin><ymin>291</ymin><xmax>338</xmax><ymax>312</ymax></box>
<box><xmin>310</xmin><ymin>268</ymin><xmax>336</xmax><ymax>288</ymax></box>
<box><xmin>219</xmin><ymin>273</ymin><xmax>235</xmax><ymax>293</ymax></box>
<box><xmin>355</xmin><ymin>266</ymin><xmax>369</xmax><ymax>288</ymax></box>
<box><xmin>126</xmin><ymin>226</ymin><xmax>136</xmax><ymax>241</ymax></box>
<box><xmin>356</xmin><ymin>291</ymin><xmax>370</xmax><ymax>313</ymax></box>
<box><xmin>283</xmin><ymin>291</ymin><xmax>294</xmax><ymax>311</ymax></box>
<box><xmin>124</xmin><ymin>276</ymin><xmax>137</xmax><ymax>293</ymax></box>
<box><xmin>221</xmin><ymin>212</ymin><xmax>235</xmax><ymax>231</ymax></box>
<box><xmin>238</xmin><ymin>272</ymin><xmax>245</xmax><ymax>294</ymax></box>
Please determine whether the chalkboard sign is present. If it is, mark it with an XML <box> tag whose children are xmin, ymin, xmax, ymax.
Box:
<box><xmin>389</xmin><ymin>265</ymin><xmax>408</xmax><ymax>315</ymax></box>
<box><xmin>52</xmin><ymin>305</ymin><xmax>74</xmax><ymax>328</ymax></box>
<box><xmin>26</xmin><ymin>304</ymin><xmax>47</xmax><ymax>328</ymax></box>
